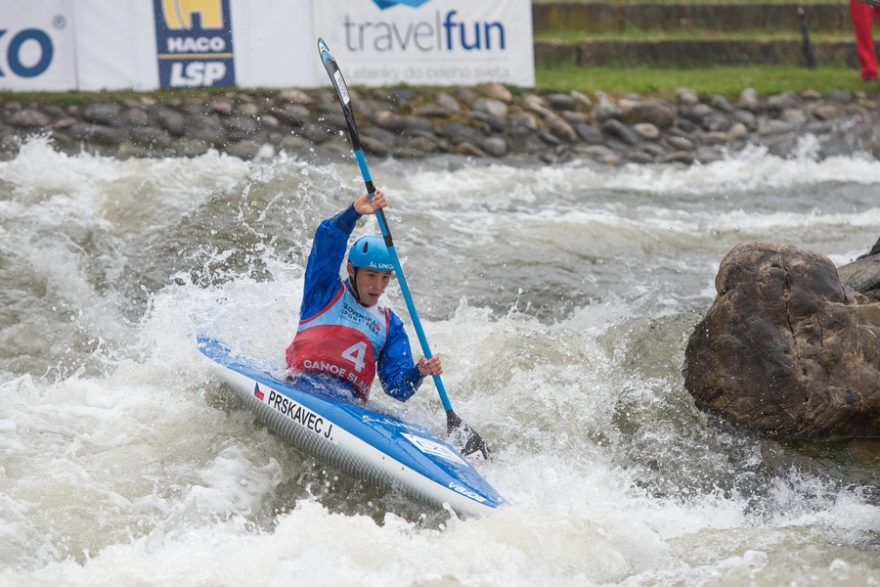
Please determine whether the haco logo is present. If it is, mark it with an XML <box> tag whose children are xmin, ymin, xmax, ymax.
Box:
<box><xmin>346</xmin><ymin>2</ymin><xmax>506</xmax><ymax>53</ymax></box>
<box><xmin>153</xmin><ymin>0</ymin><xmax>236</xmax><ymax>88</ymax></box>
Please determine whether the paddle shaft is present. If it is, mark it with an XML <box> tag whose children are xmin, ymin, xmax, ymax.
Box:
<box><xmin>318</xmin><ymin>38</ymin><xmax>454</xmax><ymax>413</ymax></box>
<box><xmin>353</xmin><ymin>151</ymin><xmax>454</xmax><ymax>413</ymax></box>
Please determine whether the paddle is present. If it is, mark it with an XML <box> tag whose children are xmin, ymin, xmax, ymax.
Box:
<box><xmin>316</xmin><ymin>37</ymin><xmax>489</xmax><ymax>461</ymax></box>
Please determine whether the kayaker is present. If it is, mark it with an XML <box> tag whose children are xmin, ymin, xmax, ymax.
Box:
<box><xmin>285</xmin><ymin>189</ymin><xmax>442</xmax><ymax>402</ymax></box>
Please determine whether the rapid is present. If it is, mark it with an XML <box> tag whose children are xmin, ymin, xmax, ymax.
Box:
<box><xmin>0</xmin><ymin>135</ymin><xmax>878</xmax><ymax>586</ymax></box>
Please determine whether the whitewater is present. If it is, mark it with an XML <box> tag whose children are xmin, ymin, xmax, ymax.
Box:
<box><xmin>0</xmin><ymin>136</ymin><xmax>878</xmax><ymax>586</ymax></box>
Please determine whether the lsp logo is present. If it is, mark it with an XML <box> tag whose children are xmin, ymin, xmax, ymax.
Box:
<box><xmin>153</xmin><ymin>0</ymin><xmax>235</xmax><ymax>88</ymax></box>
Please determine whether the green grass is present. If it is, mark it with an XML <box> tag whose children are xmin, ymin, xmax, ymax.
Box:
<box><xmin>532</xmin><ymin>0</ymin><xmax>843</xmax><ymax>4</ymax></box>
<box><xmin>535</xmin><ymin>63</ymin><xmax>871</xmax><ymax>95</ymax></box>
<box><xmin>534</xmin><ymin>28</ymin><xmax>852</xmax><ymax>42</ymax></box>
<box><xmin>1</xmin><ymin>65</ymin><xmax>870</xmax><ymax>105</ymax></box>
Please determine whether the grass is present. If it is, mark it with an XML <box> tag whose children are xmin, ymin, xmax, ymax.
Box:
<box><xmin>1</xmin><ymin>66</ymin><xmax>870</xmax><ymax>105</ymax></box>
<box><xmin>535</xmin><ymin>63</ymin><xmax>871</xmax><ymax>95</ymax></box>
<box><xmin>534</xmin><ymin>28</ymin><xmax>852</xmax><ymax>42</ymax></box>
<box><xmin>532</xmin><ymin>0</ymin><xmax>843</xmax><ymax>4</ymax></box>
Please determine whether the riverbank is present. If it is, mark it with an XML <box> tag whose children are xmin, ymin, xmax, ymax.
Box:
<box><xmin>1</xmin><ymin>83</ymin><xmax>879</xmax><ymax>165</ymax></box>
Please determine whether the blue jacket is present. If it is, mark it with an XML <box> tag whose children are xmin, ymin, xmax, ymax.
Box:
<box><xmin>290</xmin><ymin>204</ymin><xmax>423</xmax><ymax>401</ymax></box>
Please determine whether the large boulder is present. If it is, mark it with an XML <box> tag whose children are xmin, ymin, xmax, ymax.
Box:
<box><xmin>684</xmin><ymin>241</ymin><xmax>880</xmax><ymax>440</ymax></box>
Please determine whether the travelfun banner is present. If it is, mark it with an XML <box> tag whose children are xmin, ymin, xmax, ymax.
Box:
<box><xmin>312</xmin><ymin>0</ymin><xmax>534</xmax><ymax>87</ymax></box>
<box><xmin>0</xmin><ymin>0</ymin><xmax>77</xmax><ymax>91</ymax></box>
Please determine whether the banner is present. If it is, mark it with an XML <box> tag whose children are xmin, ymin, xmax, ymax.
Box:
<box><xmin>0</xmin><ymin>0</ymin><xmax>77</xmax><ymax>91</ymax></box>
<box><xmin>153</xmin><ymin>0</ymin><xmax>236</xmax><ymax>88</ymax></box>
<box><xmin>312</xmin><ymin>0</ymin><xmax>534</xmax><ymax>87</ymax></box>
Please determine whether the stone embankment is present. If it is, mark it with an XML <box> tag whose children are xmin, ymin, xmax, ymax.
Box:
<box><xmin>2</xmin><ymin>83</ymin><xmax>879</xmax><ymax>165</ymax></box>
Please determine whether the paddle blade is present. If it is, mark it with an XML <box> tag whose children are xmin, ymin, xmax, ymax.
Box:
<box><xmin>447</xmin><ymin>410</ymin><xmax>490</xmax><ymax>461</ymax></box>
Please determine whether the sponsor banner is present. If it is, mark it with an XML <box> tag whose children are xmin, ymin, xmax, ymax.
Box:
<box><xmin>0</xmin><ymin>0</ymin><xmax>76</xmax><ymax>91</ymax></box>
<box><xmin>153</xmin><ymin>0</ymin><xmax>236</xmax><ymax>88</ymax></box>
<box><xmin>312</xmin><ymin>0</ymin><xmax>534</xmax><ymax>87</ymax></box>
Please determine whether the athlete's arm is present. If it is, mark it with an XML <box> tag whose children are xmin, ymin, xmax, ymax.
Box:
<box><xmin>377</xmin><ymin>312</ymin><xmax>424</xmax><ymax>402</ymax></box>
<box><xmin>298</xmin><ymin>205</ymin><xmax>361</xmax><ymax>320</ymax></box>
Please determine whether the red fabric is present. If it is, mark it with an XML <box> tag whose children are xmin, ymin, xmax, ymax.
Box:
<box><xmin>851</xmin><ymin>0</ymin><xmax>880</xmax><ymax>80</ymax></box>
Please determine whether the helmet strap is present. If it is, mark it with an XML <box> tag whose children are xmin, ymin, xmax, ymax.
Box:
<box><xmin>347</xmin><ymin>263</ymin><xmax>364</xmax><ymax>304</ymax></box>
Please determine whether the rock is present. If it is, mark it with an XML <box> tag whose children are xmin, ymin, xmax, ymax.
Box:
<box><xmin>709</xmin><ymin>95</ymin><xmax>734</xmax><ymax>113</ymax></box>
<box><xmin>727</xmin><ymin>122</ymin><xmax>749</xmax><ymax>141</ymax></box>
<box><xmin>561</xmin><ymin>110</ymin><xmax>589</xmax><ymax>125</ymax></box>
<box><xmin>373</xmin><ymin>110</ymin><xmax>409</xmax><ymax>132</ymax></box>
<box><xmin>633</xmin><ymin>122</ymin><xmax>660</xmax><ymax>140</ymax></box>
<box><xmin>626</xmin><ymin>100</ymin><xmax>676</xmax><ymax>129</ymax></box>
<box><xmin>269</xmin><ymin>104</ymin><xmax>310</xmax><ymax>127</ymax></box>
<box><xmin>83</xmin><ymin>102</ymin><xmax>122</xmax><ymax>126</ymax></box>
<box><xmin>508</xmin><ymin>111</ymin><xmax>539</xmax><ymax>132</ymax></box>
<box><xmin>781</xmin><ymin>108</ymin><xmax>807</xmax><ymax>126</ymax></box>
<box><xmin>544</xmin><ymin>112</ymin><xmax>578</xmax><ymax>142</ymax></box>
<box><xmin>839</xmin><ymin>253</ymin><xmax>880</xmax><ymax>299</ymax></box>
<box><xmin>155</xmin><ymin>107</ymin><xmax>187</xmax><ymax>136</ymax></box>
<box><xmin>434</xmin><ymin>93</ymin><xmax>460</xmax><ymax>113</ymax></box>
<box><xmin>7</xmin><ymin>109</ymin><xmax>49</xmax><ymax>128</ymax></box>
<box><xmin>829</xmin><ymin>90</ymin><xmax>854</xmax><ymax>104</ymax></box>
<box><xmin>766</xmin><ymin>92</ymin><xmax>799</xmax><ymax>113</ymax></box>
<box><xmin>455</xmin><ymin>142</ymin><xmax>485</xmax><ymax>157</ymax></box>
<box><xmin>592</xmin><ymin>96</ymin><xmax>623</xmax><ymax>122</ymax></box>
<box><xmin>759</xmin><ymin>119</ymin><xmax>796</xmax><ymax>136</ymax></box>
<box><xmin>124</xmin><ymin>108</ymin><xmax>151</xmax><ymax>127</ymax></box>
<box><xmin>129</xmin><ymin>126</ymin><xmax>172</xmax><ymax>149</ymax></box>
<box><xmin>442</xmin><ymin>122</ymin><xmax>484</xmax><ymax>145</ymax></box>
<box><xmin>659</xmin><ymin>150</ymin><xmax>694</xmax><ymax>164</ymax></box>
<box><xmin>575</xmin><ymin>144</ymin><xmax>620</xmax><ymax>165</ymax></box>
<box><xmin>570</xmin><ymin>91</ymin><xmax>591</xmax><ymax>109</ymax></box>
<box><xmin>226</xmin><ymin>139</ymin><xmax>261</xmax><ymax>159</ymax></box>
<box><xmin>733</xmin><ymin>109</ymin><xmax>757</xmax><ymax>130</ymax></box>
<box><xmin>237</xmin><ymin>103</ymin><xmax>260</xmax><ymax>117</ymax></box>
<box><xmin>666</xmin><ymin>135</ymin><xmax>694</xmax><ymax>151</ymax></box>
<box><xmin>470</xmin><ymin>111</ymin><xmax>504</xmax><ymax>133</ymax></box>
<box><xmin>209</xmin><ymin>97</ymin><xmax>234</xmax><ymax>116</ymax></box>
<box><xmin>675</xmin><ymin>88</ymin><xmax>700</xmax><ymax>106</ymax></box>
<box><xmin>186</xmin><ymin>113</ymin><xmax>227</xmax><ymax>145</ymax></box>
<box><xmin>278</xmin><ymin>89</ymin><xmax>312</xmax><ymax>105</ymax></box>
<box><xmin>473</xmin><ymin>97</ymin><xmax>508</xmax><ymax>120</ymax></box>
<box><xmin>412</xmin><ymin>103</ymin><xmax>451</xmax><ymax>118</ymax></box>
<box><xmin>174</xmin><ymin>139</ymin><xmax>210</xmax><ymax>157</ymax></box>
<box><xmin>681</xmin><ymin>103</ymin><xmax>714</xmax><ymax>124</ymax></box>
<box><xmin>68</xmin><ymin>123</ymin><xmax>122</xmax><ymax>145</ymax></box>
<box><xmin>481</xmin><ymin>82</ymin><xmax>512</xmax><ymax>103</ymax></box>
<box><xmin>684</xmin><ymin>241</ymin><xmax>880</xmax><ymax>440</ymax></box>
<box><xmin>547</xmin><ymin>93</ymin><xmax>577</xmax><ymax>111</ymax></box>
<box><xmin>361</xmin><ymin>136</ymin><xmax>390</xmax><ymax>157</ymax></box>
<box><xmin>703</xmin><ymin>114</ymin><xmax>732</xmax><ymax>133</ymax></box>
<box><xmin>601</xmin><ymin>118</ymin><xmax>640</xmax><ymax>145</ymax></box>
<box><xmin>738</xmin><ymin>88</ymin><xmax>761</xmax><ymax>112</ymax></box>
<box><xmin>482</xmin><ymin>136</ymin><xmax>508</xmax><ymax>157</ymax></box>
<box><xmin>812</xmin><ymin>104</ymin><xmax>840</xmax><ymax>121</ymax></box>
<box><xmin>575</xmin><ymin>123</ymin><xmax>603</xmax><ymax>144</ymax></box>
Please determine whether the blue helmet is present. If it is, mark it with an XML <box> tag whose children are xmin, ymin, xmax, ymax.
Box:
<box><xmin>348</xmin><ymin>236</ymin><xmax>394</xmax><ymax>272</ymax></box>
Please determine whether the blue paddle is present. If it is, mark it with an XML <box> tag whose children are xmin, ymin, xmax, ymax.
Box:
<box><xmin>317</xmin><ymin>37</ymin><xmax>489</xmax><ymax>460</ymax></box>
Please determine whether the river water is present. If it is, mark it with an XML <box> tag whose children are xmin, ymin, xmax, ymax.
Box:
<box><xmin>1</xmin><ymin>135</ymin><xmax>878</xmax><ymax>586</ymax></box>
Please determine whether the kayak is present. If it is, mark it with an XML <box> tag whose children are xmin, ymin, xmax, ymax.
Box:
<box><xmin>197</xmin><ymin>336</ymin><xmax>505</xmax><ymax>517</ymax></box>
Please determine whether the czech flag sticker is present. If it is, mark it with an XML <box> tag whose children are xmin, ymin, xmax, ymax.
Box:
<box><xmin>254</xmin><ymin>383</ymin><xmax>265</xmax><ymax>401</ymax></box>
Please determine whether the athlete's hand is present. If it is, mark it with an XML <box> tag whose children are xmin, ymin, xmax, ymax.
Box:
<box><xmin>354</xmin><ymin>189</ymin><xmax>387</xmax><ymax>215</ymax></box>
<box><xmin>417</xmin><ymin>356</ymin><xmax>442</xmax><ymax>377</ymax></box>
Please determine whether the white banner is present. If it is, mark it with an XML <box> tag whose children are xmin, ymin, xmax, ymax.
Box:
<box><xmin>312</xmin><ymin>0</ymin><xmax>534</xmax><ymax>87</ymax></box>
<box><xmin>0</xmin><ymin>0</ymin><xmax>77</xmax><ymax>91</ymax></box>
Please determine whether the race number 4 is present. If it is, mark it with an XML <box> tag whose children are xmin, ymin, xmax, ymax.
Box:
<box><xmin>341</xmin><ymin>342</ymin><xmax>367</xmax><ymax>373</ymax></box>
